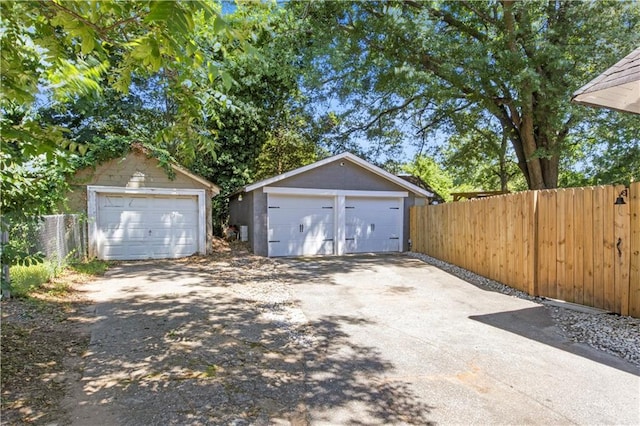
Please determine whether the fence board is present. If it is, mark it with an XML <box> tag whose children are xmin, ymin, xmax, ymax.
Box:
<box><xmin>536</xmin><ymin>191</ymin><xmax>552</xmax><ymax>294</ymax></box>
<box><xmin>505</xmin><ymin>196</ymin><xmax>516</xmax><ymax>289</ymax></box>
<box><xmin>526</xmin><ymin>191</ymin><xmax>537</xmax><ymax>295</ymax></box>
<box><xmin>573</xmin><ymin>189</ymin><xmax>585</xmax><ymax>305</ymax></box>
<box><xmin>592</xmin><ymin>188</ymin><xmax>605</xmax><ymax>309</ymax></box>
<box><xmin>603</xmin><ymin>186</ymin><xmax>616</xmax><ymax>312</ymax></box>
<box><xmin>629</xmin><ymin>182</ymin><xmax>640</xmax><ymax>317</ymax></box>
<box><xmin>583</xmin><ymin>188</ymin><xmax>594</xmax><ymax>307</ymax></box>
<box><xmin>547</xmin><ymin>190</ymin><xmax>558</xmax><ymax>299</ymax></box>
<box><xmin>556</xmin><ymin>190</ymin><xmax>568</xmax><ymax>301</ymax></box>
<box><xmin>614</xmin><ymin>185</ymin><xmax>631</xmax><ymax>316</ymax></box>
<box><xmin>410</xmin><ymin>183</ymin><xmax>638</xmax><ymax>318</ymax></box>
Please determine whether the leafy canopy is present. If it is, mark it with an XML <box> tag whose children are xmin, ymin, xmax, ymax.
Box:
<box><xmin>291</xmin><ymin>0</ymin><xmax>640</xmax><ymax>189</ymax></box>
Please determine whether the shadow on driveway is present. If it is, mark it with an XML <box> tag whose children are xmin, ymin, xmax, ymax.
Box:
<box><xmin>469</xmin><ymin>307</ymin><xmax>639</xmax><ymax>376</ymax></box>
<box><xmin>69</xmin><ymin>258</ymin><xmax>435</xmax><ymax>425</ymax></box>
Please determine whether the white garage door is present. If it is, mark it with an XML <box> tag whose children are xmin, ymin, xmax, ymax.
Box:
<box><xmin>345</xmin><ymin>197</ymin><xmax>402</xmax><ymax>253</ymax></box>
<box><xmin>268</xmin><ymin>194</ymin><xmax>334</xmax><ymax>257</ymax></box>
<box><xmin>96</xmin><ymin>193</ymin><xmax>199</xmax><ymax>260</ymax></box>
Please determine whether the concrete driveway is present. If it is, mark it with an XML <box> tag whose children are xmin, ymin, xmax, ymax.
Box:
<box><xmin>284</xmin><ymin>255</ymin><xmax>639</xmax><ymax>424</ymax></box>
<box><xmin>66</xmin><ymin>253</ymin><xmax>639</xmax><ymax>425</ymax></box>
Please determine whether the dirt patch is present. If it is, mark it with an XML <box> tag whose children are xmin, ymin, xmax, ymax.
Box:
<box><xmin>1</xmin><ymin>238</ymin><xmax>256</xmax><ymax>425</ymax></box>
<box><xmin>1</xmin><ymin>270</ymin><xmax>94</xmax><ymax>425</ymax></box>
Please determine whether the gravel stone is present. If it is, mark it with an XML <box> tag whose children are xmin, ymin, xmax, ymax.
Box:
<box><xmin>407</xmin><ymin>252</ymin><xmax>640</xmax><ymax>368</ymax></box>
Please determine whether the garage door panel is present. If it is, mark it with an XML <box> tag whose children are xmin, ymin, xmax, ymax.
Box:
<box><xmin>269</xmin><ymin>240</ymin><xmax>334</xmax><ymax>257</ymax></box>
<box><xmin>345</xmin><ymin>197</ymin><xmax>401</xmax><ymax>254</ymax></box>
<box><xmin>268</xmin><ymin>209</ymin><xmax>333</xmax><ymax>225</ymax></box>
<box><xmin>268</xmin><ymin>194</ymin><xmax>334</xmax><ymax>257</ymax></box>
<box><xmin>346</xmin><ymin>237</ymin><xmax>400</xmax><ymax>253</ymax></box>
<box><xmin>269</xmin><ymin>196</ymin><xmax>333</xmax><ymax>210</ymax></box>
<box><xmin>96</xmin><ymin>193</ymin><xmax>200</xmax><ymax>260</ymax></box>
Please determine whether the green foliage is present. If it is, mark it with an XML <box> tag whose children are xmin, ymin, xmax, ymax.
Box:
<box><xmin>183</xmin><ymin>3</ymin><xmax>323</xmax><ymax>233</ymax></box>
<box><xmin>69</xmin><ymin>136</ymin><xmax>178</xmax><ymax>180</ymax></box>
<box><xmin>69</xmin><ymin>259</ymin><xmax>109</xmax><ymax>277</ymax></box>
<box><xmin>441</xmin><ymin>114</ymin><xmax>526</xmax><ymax>192</ymax></box>
<box><xmin>292</xmin><ymin>0</ymin><xmax>640</xmax><ymax>189</ymax></box>
<box><xmin>8</xmin><ymin>261</ymin><xmax>57</xmax><ymax>298</ymax></box>
<box><xmin>402</xmin><ymin>156</ymin><xmax>454</xmax><ymax>202</ymax></box>
<box><xmin>255</xmin><ymin>129</ymin><xmax>320</xmax><ymax>180</ymax></box>
<box><xmin>1</xmin><ymin>0</ymin><xmax>248</xmax><ymax>224</ymax></box>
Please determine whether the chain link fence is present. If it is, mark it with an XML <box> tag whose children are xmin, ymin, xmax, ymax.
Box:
<box><xmin>35</xmin><ymin>214</ymin><xmax>87</xmax><ymax>266</ymax></box>
<box><xmin>4</xmin><ymin>214</ymin><xmax>88</xmax><ymax>266</ymax></box>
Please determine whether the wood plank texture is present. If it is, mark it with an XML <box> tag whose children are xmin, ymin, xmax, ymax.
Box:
<box><xmin>410</xmin><ymin>185</ymin><xmax>637</xmax><ymax>318</ymax></box>
<box><xmin>629</xmin><ymin>182</ymin><xmax>640</xmax><ymax>317</ymax></box>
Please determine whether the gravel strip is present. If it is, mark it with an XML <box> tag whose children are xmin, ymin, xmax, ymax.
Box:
<box><xmin>407</xmin><ymin>252</ymin><xmax>640</xmax><ymax>368</ymax></box>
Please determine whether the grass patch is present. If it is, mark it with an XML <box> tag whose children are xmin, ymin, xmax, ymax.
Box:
<box><xmin>9</xmin><ymin>261</ymin><xmax>57</xmax><ymax>297</ymax></box>
<box><xmin>8</xmin><ymin>259</ymin><xmax>109</xmax><ymax>298</ymax></box>
<box><xmin>69</xmin><ymin>259</ymin><xmax>109</xmax><ymax>276</ymax></box>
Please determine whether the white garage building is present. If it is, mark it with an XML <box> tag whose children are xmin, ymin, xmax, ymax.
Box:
<box><xmin>69</xmin><ymin>146</ymin><xmax>219</xmax><ymax>260</ymax></box>
<box><xmin>229</xmin><ymin>153</ymin><xmax>432</xmax><ymax>257</ymax></box>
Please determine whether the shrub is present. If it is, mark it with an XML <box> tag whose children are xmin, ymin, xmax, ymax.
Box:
<box><xmin>8</xmin><ymin>261</ymin><xmax>56</xmax><ymax>297</ymax></box>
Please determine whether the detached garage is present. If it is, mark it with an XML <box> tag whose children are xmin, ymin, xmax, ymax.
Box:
<box><xmin>68</xmin><ymin>146</ymin><xmax>219</xmax><ymax>260</ymax></box>
<box><xmin>229</xmin><ymin>152</ymin><xmax>432</xmax><ymax>257</ymax></box>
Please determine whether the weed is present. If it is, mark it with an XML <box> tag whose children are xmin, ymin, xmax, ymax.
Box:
<box><xmin>9</xmin><ymin>261</ymin><xmax>56</xmax><ymax>297</ymax></box>
<box><xmin>69</xmin><ymin>259</ymin><xmax>109</xmax><ymax>276</ymax></box>
<box><xmin>204</xmin><ymin>364</ymin><xmax>219</xmax><ymax>377</ymax></box>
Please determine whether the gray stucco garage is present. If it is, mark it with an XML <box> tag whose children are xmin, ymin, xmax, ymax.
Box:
<box><xmin>229</xmin><ymin>153</ymin><xmax>432</xmax><ymax>257</ymax></box>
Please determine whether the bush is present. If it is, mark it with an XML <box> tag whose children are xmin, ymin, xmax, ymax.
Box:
<box><xmin>8</xmin><ymin>261</ymin><xmax>57</xmax><ymax>297</ymax></box>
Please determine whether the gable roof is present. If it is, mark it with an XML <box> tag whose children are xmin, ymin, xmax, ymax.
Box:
<box><xmin>572</xmin><ymin>47</ymin><xmax>640</xmax><ymax>114</ymax></box>
<box><xmin>244</xmin><ymin>152</ymin><xmax>433</xmax><ymax>197</ymax></box>
<box><xmin>171</xmin><ymin>161</ymin><xmax>220</xmax><ymax>193</ymax></box>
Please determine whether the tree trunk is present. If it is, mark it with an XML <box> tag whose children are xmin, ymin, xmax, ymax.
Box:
<box><xmin>499</xmin><ymin>132</ymin><xmax>509</xmax><ymax>192</ymax></box>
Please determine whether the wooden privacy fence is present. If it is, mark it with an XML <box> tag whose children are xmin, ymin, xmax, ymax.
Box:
<box><xmin>410</xmin><ymin>182</ymin><xmax>640</xmax><ymax>318</ymax></box>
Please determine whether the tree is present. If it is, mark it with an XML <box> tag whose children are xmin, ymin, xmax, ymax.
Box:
<box><xmin>440</xmin><ymin>108</ymin><xmax>525</xmax><ymax>192</ymax></box>
<box><xmin>402</xmin><ymin>155</ymin><xmax>454</xmax><ymax>202</ymax></box>
<box><xmin>255</xmin><ymin>127</ymin><xmax>320</xmax><ymax>180</ymax></box>
<box><xmin>1</xmin><ymin>0</ymin><xmax>251</xmax><ymax>274</ymax></box>
<box><xmin>181</xmin><ymin>2</ymin><xmax>322</xmax><ymax>233</ymax></box>
<box><xmin>1</xmin><ymin>0</ymin><xmax>246</xmax><ymax>218</ymax></box>
<box><xmin>292</xmin><ymin>0</ymin><xmax>640</xmax><ymax>189</ymax></box>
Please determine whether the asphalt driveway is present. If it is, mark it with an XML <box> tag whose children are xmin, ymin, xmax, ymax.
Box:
<box><xmin>67</xmin><ymin>253</ymin><xmax>639</xmax><ymax>425</ymax></box>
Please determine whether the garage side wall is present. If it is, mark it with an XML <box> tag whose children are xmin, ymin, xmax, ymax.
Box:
<box><xmin>229</xmin><ymin>192</ymin><xmax>253</xmax><ymax>241</ymax></box>
<box><xmin>403</xmin><ymin>195</ymin><xmax>416</xmax><ymax>251</ymax></box>
<box><xmin>252</xmin><ymin>191</ymin><xmax>268</xmax><ymax>256</ymax></box>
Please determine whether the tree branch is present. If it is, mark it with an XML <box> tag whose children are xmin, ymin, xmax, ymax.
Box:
<box><xmin>46</xmin><ymin>0</ymin><xmax>140</xmax><ymax>42</ymax></box>
<box><xmin>342</xmin><ymin>96</ymin><xmax>419</xmax><ymax>137</ymax></box>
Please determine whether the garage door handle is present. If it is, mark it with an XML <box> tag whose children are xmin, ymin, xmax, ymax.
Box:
<box><xmin>390</xmin><ymin>207</ymin><xmax>399</xmax><ymax>210</ymax></box>
<box><xmin>299</xmin><ymin>224</ymin><xmax>304</xmax><ymax>232</ymax></box>
<box><xmin>269</xmin><ymin>240</ymin><xmax>280</xmax><ymax>243</ymax></box>
<box><xmin>345</xmin><ymin>238</ymin><xmax>355</xmax><ymax>241</ymax></box>
<box><xmin>389</xmin><ymin>237</ymin><xmax>399</xmax><ymax>240</ymax></box>
<box><xmin>371</xmin><ymin>223</ymin><xmax>375</xmax><ymax>231</ymax></box>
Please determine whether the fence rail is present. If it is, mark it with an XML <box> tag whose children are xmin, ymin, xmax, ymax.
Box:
<box><xmin>410</xmin><ymin>182</ymin><xmax>639</xmax><ymax>318</ymax></box>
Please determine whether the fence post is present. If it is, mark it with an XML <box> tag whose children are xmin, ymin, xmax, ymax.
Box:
<box><xmin>614</xmin><ymin>184</ymin><xmax>631</xmax><ymax>315</ymax></box>
<box><xmin>629</xmin><ymin>182</ymin><xmax>640</xmax><ymax>317</ymax></box>
<box><xmin>1</xmin><ymin>228</ymin><xmax>10</xmax><ymax>299</ymax></box>
<box><xmin>529</xmin><ymin>190</ymin><xmax>539</xmax><ymax>296</ymax></box>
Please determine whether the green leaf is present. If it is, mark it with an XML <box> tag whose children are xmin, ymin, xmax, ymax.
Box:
<box><xmin>213</xmin><ymin>15</ymin><xmax>227</xmax><ymax>33</ymax></box>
